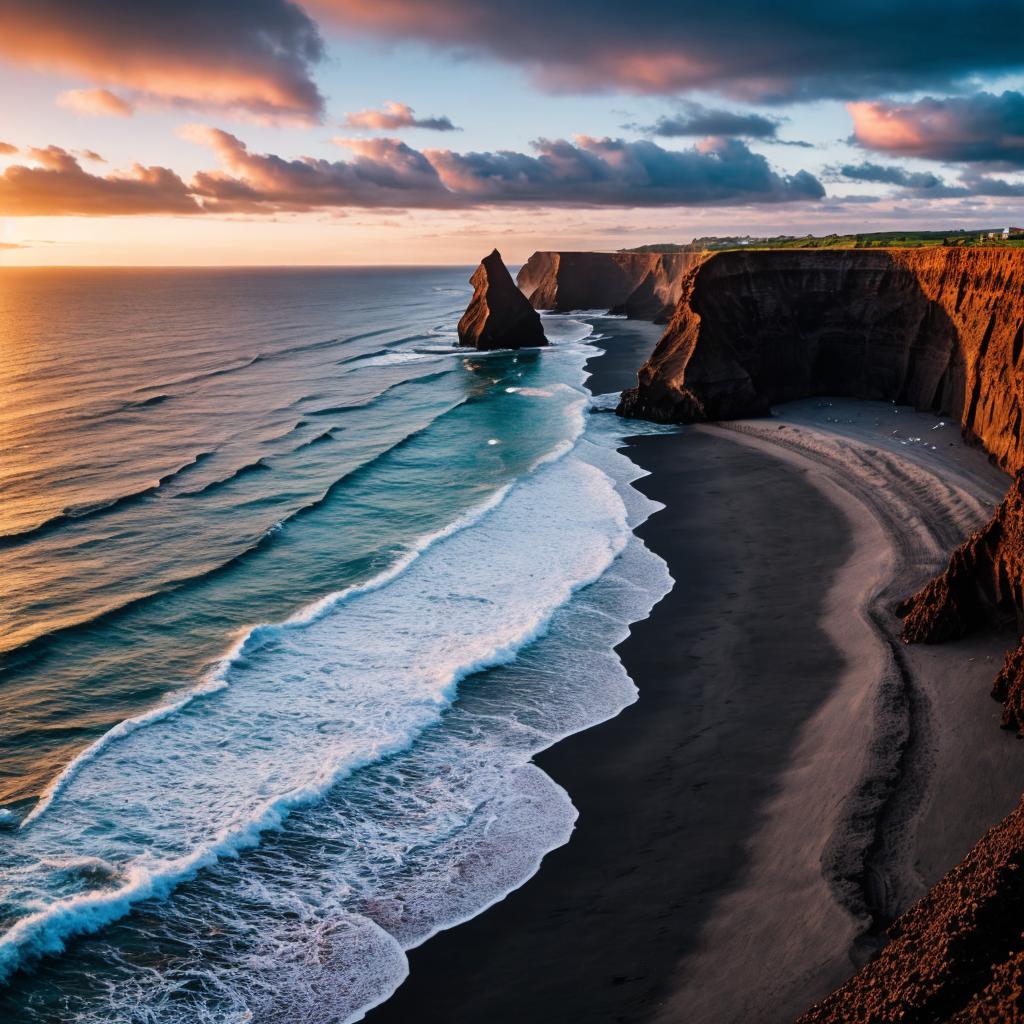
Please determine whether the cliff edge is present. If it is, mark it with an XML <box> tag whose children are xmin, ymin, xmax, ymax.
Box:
<box><xmin>798</xmin><ymin>790</ymin><xmax>1024</xmax><ymax>1023</ymax></box>
<box><xmin>458</xmin><ymin>249</ymin><xmax>547</xmax><ymax>351</ymax></box>
<box><xmin>617</xmin><ymin>248</ymin><xmax>1024</xmax><ymax>473</ymax></box>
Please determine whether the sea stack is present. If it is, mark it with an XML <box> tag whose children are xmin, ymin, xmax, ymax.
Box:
<box><xmin>458</xmin><ymin>249</ymin><xmax>547</xmax><ymax>350</ymax></box>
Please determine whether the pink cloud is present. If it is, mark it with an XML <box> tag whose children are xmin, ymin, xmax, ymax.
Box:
<box><xmin>342</xmin><ymin>102</ymin><xmax>459</xmax><ymax>132</ymax></box>
<box><xmin>0</xmin><ymin>1</ymin><xmax>325</xmax><ymax>119</ymax></box>
<box><xmin>0</xmin><ymin>147</ymin><xmax>200</xmax><ymax>216</ymax></box>
<box><xmin>57</xmin><ymin>88</ymin><xmax>134</xmax><ymax>117</ymax></box>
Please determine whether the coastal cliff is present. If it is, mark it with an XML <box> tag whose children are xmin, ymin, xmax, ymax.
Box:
<box><xmin>458</xmin><ymin>249</ymin><xmax>547</xmax><ymax>350</ymax></box>
<box><xmin>617</xmin><ymin>248</ymin><xmax>1024</xmax><ymax>473</ymax></box>
<box><xmin>616</xmin><ymin>246</ymin><xmax>1024</xmax><ymax>727</ymax></box>
<box><xmin>516</xmin><ymin>251</ymin><xmax>704</xmax><ymax>322</ymax></box>
<box><xmin>900</xmin><ymin>474</ymin><xmax>1024</xmax><ymax>731</ymax></box>
<box><xmin>798</xmin><ymin>791</ymin><xmax>1024</xmax><ymax>1023</ymax></box>
<box><xmin>606</xmin><ymin>246</ymin><xmax>1024</xmax><ymax>1021</ymax></box>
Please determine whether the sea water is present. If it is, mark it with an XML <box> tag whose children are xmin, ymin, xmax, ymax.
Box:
<box><xmin>0</xmin><ymin>268</ymin><xmax>672</xmax><ymax>1021</ymax></box>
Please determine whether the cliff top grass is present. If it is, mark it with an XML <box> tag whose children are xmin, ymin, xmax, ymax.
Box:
<box><xmin>625</xmin><ymin>230</ymin><xmax>1024</xmax><ymax>253</ymax></box>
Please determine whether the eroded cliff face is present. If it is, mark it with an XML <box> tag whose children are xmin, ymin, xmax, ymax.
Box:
<box><xmin>798</xmin><ymin>791</ymin><xmax>1024</xmax><ymax>1023</ymax></box>
<box><xmin>617</xmin><ymin>248</ymin><xmax>1024</xmax><ymax>474</ymax></box>
<box><xmin>458</xmin><ymin>249</ymin><xmax>547</xmax><ymax>351</ymax></box>
<box><xmin>899</xmin><ymin>474</ymin><xmax>1024</xmax><ymax>730</ymax></box>
<box><xmin>516</xmin><ymin>251</ymin><xmax>705</xmax><ymax>322</ymax></box>
<box><xmin>610</xmin><ymin>248</ymin><xmax>1024</xmax><ymax>1021</ymax></box>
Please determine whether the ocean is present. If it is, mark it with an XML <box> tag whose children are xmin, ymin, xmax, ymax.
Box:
<box><xmin>0</xmin><ymin>267</ymin><xmax>671</xmax><ymax>1022</ymax></box>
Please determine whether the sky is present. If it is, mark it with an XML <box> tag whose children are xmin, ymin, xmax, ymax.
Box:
<box><xmin>1</xmin><ymin>1</ymin><xmax>1024</xmax><ymax>266</ymax></box>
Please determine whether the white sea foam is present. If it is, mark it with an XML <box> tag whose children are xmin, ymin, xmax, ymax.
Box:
<box><xmin>0</xmin><ymin>391</ymin><xmax>628</xmax><ymax>987</ymax></box>
<box><xmin>3</xmin><ymin>315</ymin><xmax>675</xmax><ymax>1024</ymax></box>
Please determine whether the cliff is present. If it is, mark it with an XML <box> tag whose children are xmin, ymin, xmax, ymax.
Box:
<box><xmin>617</xmin><ymin>248</ymin><xmax>1024</xmax><ymax>474</ymax></box>
<box><xmin>458</xmin><ymin>249</ymin><xmax>547</xmax><ymax>351</ymax></box>
<box><xmin>899</xmin><ymin>473</ymin><xmax>1024</xmax><ymax>731</ymax></box>
<box><xmin>798</xmin><ymin>791</ymin><xmax>1024</xmax><ymax>1023</ymax></box>
<box><xmin>516</xmin><ymin>251</ymin><xmax>705</xmax><ymax>322</ymax></box>
<box><xmin>608</xmin><ymin>246</ymin><xmax>1024</xmax><ymax>1020</ymax></box>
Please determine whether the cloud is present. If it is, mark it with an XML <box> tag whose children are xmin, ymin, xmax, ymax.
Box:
<box><xmin>850</xmin><ymin>91</ymin><xmax>1024</xmax><ymax>167</ymax></box>
<box><xmin>311</xmin><ymin>0</ymin><xmax>1024</xmax><ymax>102</ymax></box>
<box><xmin>423</xmin><ymin>135</ymin><xmax>825</xmax><ymax>205</ymax></box>
<box><xmin>0</xmin><ymin>0</ymin><xmax>325</xmax><ymax>119</ymax></box>
<box><xmin>0</xmin><ymin>147</ymin><xmax>201</xmax><ymax>215</ymax></box>
<box><xmin>0</xmin><ymin>129</ymin><xmax>825</xmax><ymax>216</ymax></box>
<box><xmin>57</xmin><ymin>88</ymin><xmax>134</xmax><ymax>117</ymax></box>
<box><xmin>187</xmin><ymin>128</ymin><xmax>825</xmax><ymax>210</ymax></box>
<box><xmin>630</xmin><ymin>103</ymin><xmax>781</xmax><ymax>139</ymax></box>
<box><xmin>185</xmin><ymin>126</ymin><xmax>454</xmax><ymax>211</ymax></box>
<box><xmin>0</xmin><ymin>142</ymin><xmax>17</xmax><ymax>156</ymax></box>
<box><xmin>342</xmin><ymin>101</ymin><xmax>460</xmax><ymax>132</ymax></box>
<box><xmin>832</xmin><ymin>161</ymin><xmax>953</xmax><ymax>191</ymax></box>
<box><xmin>831</xmin><ymin>159</ymin><xmax>1024</xmax><ymax>199</ymax></box>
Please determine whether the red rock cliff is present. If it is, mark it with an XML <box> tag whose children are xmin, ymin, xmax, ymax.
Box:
<box><xmin>612</xmin><ymin>247</ymin><xmax>1024</xmax><ymax>1022</ymax></box>
<box><xmin>798</xmin><ymin>792</ymin><xmax>1024</xmax><ymax>1023</ymax></box>
<box><xmin>458</xmin><ymin>249</ymin><xmax>547</xmax><ymax>351</ymax></box>
<box><xmin>516</xmin><ymin>250</ymin><xmax>705</xmax><ymax>322</ymax></box>
<box><xmin>617</xmin><ymin>248</ymin><xmax>1024</xmax><ymax>473</ymax></box>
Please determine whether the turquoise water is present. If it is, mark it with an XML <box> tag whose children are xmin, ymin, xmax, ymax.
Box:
<box><xmin>0</xmin><ymin>268</ymin><xmax>671</xmax><ymax>1021</ymax></box>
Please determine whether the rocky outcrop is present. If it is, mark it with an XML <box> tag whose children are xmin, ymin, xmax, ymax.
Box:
<box><xmin>516</xmin><ymin>251</ymin><xmax>705</xmax><ymax>322</ymax></box>
<box><xmin>458</xmin><ymin>249</ymin><xmax>547</xmax><ymax>351</ymax></box>
<box><xmin>798</xmin><ymin>792</ymin><xmax>1024</xmax><ymax>1023</ymax></box>
<box><xmin>899</xmin><ymin>473</ymin><xmax>1024</xmax><ymax>730</ymax></box>
<box><xmin>617</xmin><ymin>248</ymin><xmax>1024</xmax><ymax>474</ymax></box>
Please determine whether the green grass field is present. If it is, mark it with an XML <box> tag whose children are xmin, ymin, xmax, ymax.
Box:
<box><xmin>624</xmin><ymin>230</ymin><xmax>1024</xmax><ymax>253</ymax></box>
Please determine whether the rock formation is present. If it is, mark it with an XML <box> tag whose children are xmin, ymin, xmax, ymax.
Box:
<box><xmin>516</xmin><ymin>251</ymin><xmax>704</xmax><ymax>322</ymax></box>
<box><xmin>609</xmin><ymin>245</ymin><xmax>1024</xmax><ymax>1021</ymax></box>
<box><xmin>458</xmin><ymin>249</ymin><xmax>547</xmax><ymax>350</ymax></box>
<box><xmin>617</xmin><ymin>248</ymin><xmax>1024</xmax><ymax>475</ymax></box>
<box><xmin>798</xmin><ymin>791</ymin><xmax>1024</xmax><ymax>1023</ymax></box>
<box><xmin>614</xmin><ymin>246</ymin><xmax>1024</xmax><ymax>725</ymax></box>
<box><xmin>900</xmin><ymin>473</ymin><xmax>1024</xmax><ymax>731</ymax></box>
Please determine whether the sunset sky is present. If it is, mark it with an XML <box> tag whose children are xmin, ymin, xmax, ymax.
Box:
<box><xmin>2</xmin><ymin>1</ymin><xmax>1024</xmax><ymax>265</ymax></box>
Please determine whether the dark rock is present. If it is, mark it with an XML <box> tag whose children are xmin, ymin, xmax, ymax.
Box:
<box><xmin>458</xmin><ymin>249</ymin><xmax>546</xmax><ymax>351</ymax></box>
<box><xmin>516</xmin><ymin>250</ymin><xmax>705</xmax><ymax>322</ymax></box>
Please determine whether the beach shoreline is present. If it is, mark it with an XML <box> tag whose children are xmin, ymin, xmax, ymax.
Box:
<box><xmin>365</xmin><ymin>329</ymin><xmax>1024</xmax><ymax>1024</ymax></box>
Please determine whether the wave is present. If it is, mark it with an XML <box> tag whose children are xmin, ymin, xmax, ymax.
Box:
<box><xmin>305</xmin><ymin>368</ymin><xmax>453</xmax><ymax>417</ymax></box>
<box><xmin>119</xmin><ymin>393</ymin><xmax>171</xmax><ymax>411</ymax></box>
<box><xmin>0</xmin><ymin>392</ymin><xmax>472</xmax><ymax>667</ymax></box>
<box><xmin>3</xmin><ymin>443</ymin><xmax>623</xmax><ymax>984</ymax></box>
<box><xmin>291</xmin><ymin>429</ymin><xmax>337</xmax><ymax>452</ymax></box>
<box><xmin>172</xmin><ymin>456</ymin><xmax>272</xmax><ymax>498</ymax></box>
<box><xmin>18</xmin><ymin>387</ymin><xmax>591</xmax><ymax>825</ymax></box>
<box><xmin>0</xmin><ymin>451</ymin><xmax>216</xmax><ymax>550</ymax></box>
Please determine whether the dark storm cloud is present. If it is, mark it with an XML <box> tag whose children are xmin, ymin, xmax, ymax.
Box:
<box><xmin>850</xmin><ymin>92</ymin><xmax>1024</xmax><ymax>167</ymax></box>
<box><xmin>0</xmin><ymin>1</ymin><xmax>325</xmax><ymax>119</ymax></box>
<box><xmin>314</xmin><ymin>0</ymin><xmax>1024</xmax><ymax>102</ymax></box>
<box><xmin>630</xmin><ymin>103</ymin><xmax>781</xmax><ymax>139</ymax></box>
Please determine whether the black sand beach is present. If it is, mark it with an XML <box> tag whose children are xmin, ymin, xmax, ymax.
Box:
<box><xmin>366</xmin><ymin>327</ymin><xmax>858</xmax><ymax>1023</ymax></box>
